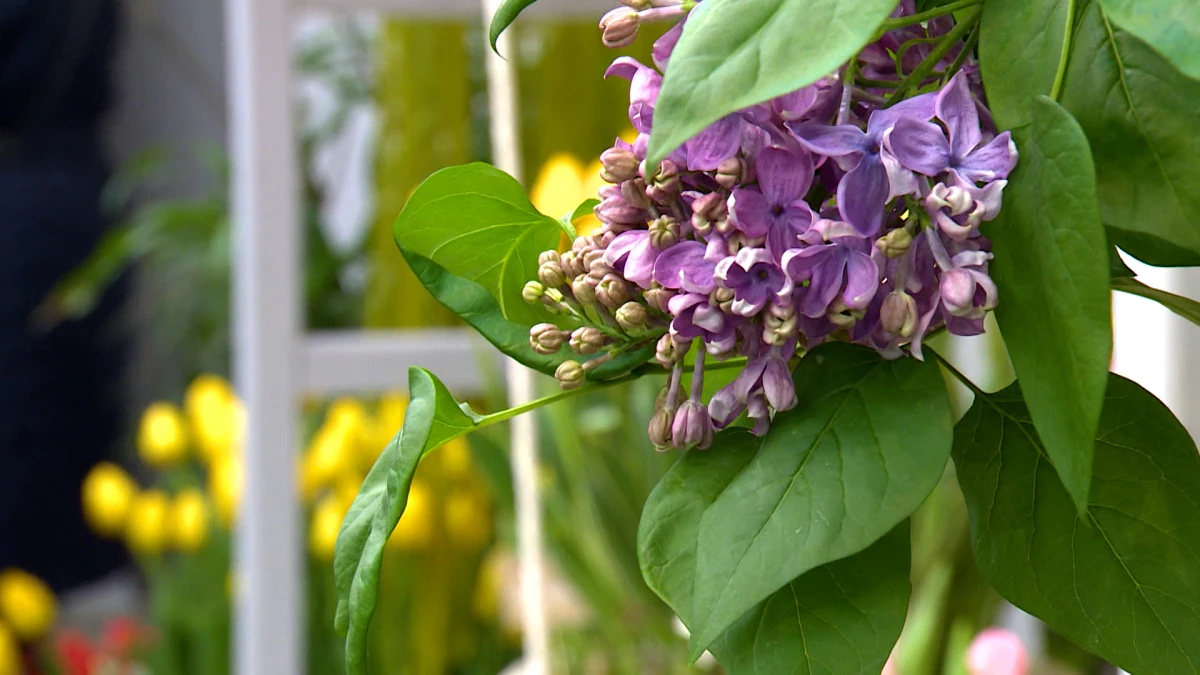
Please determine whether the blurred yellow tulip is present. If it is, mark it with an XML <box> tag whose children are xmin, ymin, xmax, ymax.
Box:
<box><xmin>81</xmin><ymin>462</ymin><xmax>137</xmax><ymax>538</ymax></box>
<box><xmin>0</xmin><ymin>569</ymin><xmax>56</xmax><ymax>641</ymax></box>
<box><xmin>444</xmin><ymin>490</ymin><xmax>491</xmax><ymax>550</ymax></box>
<box><xmin>376</xmin><ymin>392</ymin><xmax>408</xmax><ymax>431</ymax></box>
<box><xmin>385</xmin><ymin>480</ymin><xmax>434</xmax><ymax>551</ymax></box>
<box><xmin>300</xmin><ymin>423</ymin><xmax>354</xmax><ymax>501</ymax></box>
<box><xmin>125</xmin><ymin>490</ymin><xmax>170</xmax><ymax>556</ymax></box>
<box><xmin>310</xmin><ymin>496</ymin><xmax>344</xmax><ymax>561</ymax></box>
<box><xmin>530</xmin><ymin>153</ymin><xmax>604</xmax><ymax>237</ymax></box>
<box><xmin>136</xmin><ymin>402</ymin><xmax>188</xmax><ymax>468</ymax></box>
<box><xmin>0</xmin><ymin>624</ymin><xmax>17</xmax><ymax>675</ymax></box>
<box><xmin>438</xmin><ymin>437</ymin><xmax>473</xmax><ymax>479</ymax></box>
<box><xmin>208</xmin><ymin>454</ymin><xmax>243</xmax><ymax>528</ymax></box>
<box><xmin>326</xmin><ymin>398</ymin><xmax>367</xmax><ymax>431</ymax></box>
<box><xmin>184</xmin><ymin>374</ymin><xmax>245</xmax><ymax>464</ymax></box>
<box><xmin>168</xmin><ymin>489</ymin><xmax>209</xmax><ymax>553</ymax></box>
<box><xmin>334</xmin><ymin>474</ymin><xmax>363</xmax><ymax>516</ymax></box>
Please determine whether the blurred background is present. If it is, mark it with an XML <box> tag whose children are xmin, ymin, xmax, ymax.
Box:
<box><xmin>0</xmin><ymin>1</ymin><xmax>1191</xmax><ymax>673</ymax></box>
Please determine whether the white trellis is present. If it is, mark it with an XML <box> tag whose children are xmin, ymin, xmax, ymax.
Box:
<box><xmin>224</xmin><ymin>0</ymin><xmax>611</xmax><ymax>673</ymax></box>
<box><xmin>224</xmin><ymin>0</ymin><xmax>1198</xmax><ymax>671</ymax></box>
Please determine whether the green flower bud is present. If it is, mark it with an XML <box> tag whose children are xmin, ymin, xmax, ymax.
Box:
<box><xmin>522</xmin><ymin>280</ymin><xmax>545</xmax><ymax>305</ymax></box>
<box><xmin>615</xmin><ymin>301</ymin><xmax>649</xmax><ymax>332</ymax></box>
<box><xmin>648</xmin><ymin>215</ymin><xmax>680</xmax><ymax>249</ymax></box>
<box><xmin>648</xmin><ymin>408</ymin><xmax>674</xmax><ymax>450</ymax></box>
<box><xmin>538</xmin><ymin>258</ymin><xmax>566</xmax><ymax>288</ymax></box>
<box><xmin>875</xmin><ymin>227</ymin><xmax>913</xmax><ymax>259</ymax></box>
<box><xmin>569</xmin><ymin>327</ymin><xmax>607</xmax><ymax>355</ymax></box>
<box><xmin>596</xmin><ymin>274</ymin><xmax>631</xmax><ymax>310</ymax></box>
<box><xmin>555</xmin><ymin>360</ymin><xmax>586</xmax><ymax>390</ymax></box>
<box><xmin>881</xmin><ymin>291</ymin><xmax>918</xmax><ymax>337</ymax></box>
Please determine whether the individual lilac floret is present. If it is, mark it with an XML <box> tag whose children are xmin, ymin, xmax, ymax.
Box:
<box><xmin>782</xmin><ymin>219</ymin><xmax>880</xmax><ymax>319</ymax></box>
<box><xmin>605</xmin><ymin>57</ymin><xmax>662</xmax><ymax>135</ymax></box>
<box><xmin>668</xmin><ymin>293</ymin><xmax>737</xmax><ymax>356</ymax></box>
<box><xmin>652</xmin><ymin>240</ymin><xmax>719</xmax><ymax>294</ymax></box>
<box><xmin>728</xmin><ymin>147</ymin><xmax>815</xmax><ymax>258</ymax></box>
<box><xmin>788</xmin><ymin>93</ymin><xmax>936</xmax><ymax>235</ymax></box>
<box><xmin>885</xmin><ymin>72</ymin><xmax>1018</xmax><ymax>183</ymax></box>
<box><xmin>715</xmin><ymin>247</ymin><xmax>793</xmax><ymax>316</ymax></box>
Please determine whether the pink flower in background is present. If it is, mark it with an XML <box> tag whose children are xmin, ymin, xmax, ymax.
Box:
<box><xmin>882</xmin><ymin>653</ymin><xmax>898</xmax><ymax>675</ymax></box>
<box><xmin>967</xmin><ymin>628</ymin><xmax>1029</xmax><ymax>675</ymax></box>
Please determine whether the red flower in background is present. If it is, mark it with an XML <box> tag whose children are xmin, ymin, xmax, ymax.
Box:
<box><xmin>51</xmin><ymin>616</ymin><xmax>152</xmax><ymax>675</ymax></box>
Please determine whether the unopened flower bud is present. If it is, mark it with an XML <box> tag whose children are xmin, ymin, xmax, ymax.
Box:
<box><xmin>619</xmin><ymin>0</ymin><xmax>652</xmax><ymax>9</ymax></box>
<box><xmin>538</xmin><ymin>250</ymin><xmax>561</xmax><ymax>266</ymax></box>
<box><xmin>600</xmin><ymin>148</ymin><xmax>640</xmax><ymax>183</ymax></box>
<box><xmin>648</xmin><ymin>215</ymin><xmax>680</xmax><ymax>249</ymax></box>
<box><xmin>621</xmin><ymin>178</ymin><xmax>652</xmax><ymax>210</ymax></box>
<box><xmin>569</xmin><ymin>327</ymin><xmax>607</xmax><ymax>354</ymax></box>
<box><xmin>876</xmin><ymin>228</ymin><xmax>913</xmax><ymax>259</ymax></box>
<box><xmin>645</xmin><ymin>286</ymin><xmax>675</xmax><ymax>314</ymax></box>
<box><xmin>940</xmin><ymin>269</ymin><xmax>977</xmax><ymax>317</ymax></box>
<box><xmin>572</xmin><ymin>275</ymin><xmax>597</xmax><ymax>305</ymax></box>
<box><xmin>583</xmin><ymin>249</ymin><xmax>606</xmax><ymax>272</ymax></box>
<box><xmin>647</xmin><ymin>160</ymin><xmax>680</xmax><ymax>201</ymax></box>
<box><xmin>881</xmin><ymin>292</ymin><xmax>918</xmax><ymax>337</ymax></box>
<box><xmin>538</xmin><ymin>258</ymin><xmax>566</xmax><ymax>288</ymax></box>
<box><xmin>926</xmin><ymin>182</ymin><xmax>973</xmax><ymax>216</ymax></box>
<box><xmin>541</xmin><ymin>287</ymin><xmax>566</xmax><ymax>313</ymax></box>
<box><xmin>713</xmin><ymin>286</ymin><xmax>735</xmax><ymax>314</ymax></box>
<box><xmin>716</xmin><ymin>157</ymin><xmax>748</xmax><ymax>189</ymax></box>
<box><xmin>596</xmin><ymin>195</ymin><xmax>644</xmax><ymax>225</ymax></box>
<box><xmin>648</xmin><ymin>408</ymin><xmax>674</xmax><ymax>450</ymax></box>
<box><xmin>522</xmin><ymin>280</ymin><xmax>546</xmax><ymax>304</ymax></box>
<box><xmin>596</xmin><ymin>274</ymin><xmax>631</xmax><ymax>309</ymax></box>
<box><xmin>827</xmin><ymin>299</ymin><xmax>860</xmax><ymax>329</ymax></box>
<box><xmin>691</xmin><ymin>192</ymin><xmax>728</xmax><ymax>235</ymax></box>
<box><xmin>529</xmin><ymin>323</ymin><xmax>566</xmax><ymax>354</ymax></box>
<box><xmin>764</xmin><ymin>312</ymin><xmax>798</xmax><ymax>345</ymax></box>
<box><xmin>672</xmin><ymin>400</ymin><xmax>713</xmax><ymax>450</ymax></box>
<box><xmin>572</xmin><ymin>236</ymin><xmax>597</xmax><ymax>254</ymax></box>
<box><xmin>655</xmin><ymin>333</ymin><xmax>682</xmax><ymax>367</ymax></box>
<box><xmin>615</xmin><ymin>301</ymin><xmax>649</xmax><ymax>332</ymax></box>
<box><xmin>599</xmin><ymin>7</ymin><xmax>639</xmax><ymax>48</ymax></box>
<box><xmin>555</xmin><ymin>360</ymin><xmax>586</xmax><ymax>390</ymax></box>
<box><xmin>560</xmin><ymin>250</ymin><xmax>584</xmax><ymax>279</ymax></box>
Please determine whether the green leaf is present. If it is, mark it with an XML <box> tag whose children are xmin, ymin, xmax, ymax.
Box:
<box><xmin>646</xmin><ymin>0</ymin><xmax>898</xmax><ymax>167</ymax></box>
<box><xmin>1097</xmin><ymin>0</ymin><xmax>1200</xmax><ymax>81</ymax></box>
<box><xmin>954</xmin><ymin>374</ymin><xmax>1200</xmax><ymax>673</ymax></box>
<box><xmin>1108</xmin><ymin>245</ymin><xmax>1136</xmax><ymax>279</ymax></box>
<box><xmin>1061</xmin><ymin>2</ymin><xmax>1200</xmax><ymax>266</ymax></box>
<box><xmin>488</xmin><ymin>0</ymin><xmax>538</xmax><ymax>53</ymax></box>
<box><xmin>334</xmin><ymin>367</ymin><xmax>482</xmax><ymax>675</ymax></box>
<box><xmin>985</xmin><ymin>95</ymin><xmax>1111</xmax><ymax>514</ymax></box>
<box><xmin>638</xmin><ymin>434</ymin><xmax>910</xmax><ymax>675</ymax></box>
<box><xmin>402</xmin><ymin>251</ymin><xmax>652</xmax><ymax>380</ymax></box>
<box><xmin>686</xmin><ymin>342</ymin><xmax>952</xmax><ymax>657</ymax></box>
<box><xmin>566</xmin><ymin>198</ymin><xmax>599</xmax><ymax>225</ymax></box>
<box><xmin>394</xmin><ymin>162</ymin><xmax>566</xmax><ymax>327</ymax></box>
<box><xmin>978</xmin><ymin>0</ymin><xmax>1070</xmax><ymax>129</ymax></box>
<box><xmin>1112</xmin><ymin>276</ymin><xmax>1200</xmax><ymax>328</ymax></box>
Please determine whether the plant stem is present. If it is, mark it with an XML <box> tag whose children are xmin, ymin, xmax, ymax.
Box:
<box><xmin>942</xmin><ymin>20</ymin><xmax>980</xmax><ymax>84</ymax></box>
<box><xmin>927</xmin><ymin>348</ymin><xmax>985</xmax><ymax>397</ymax></box>
<box><xmin>878</xmin><ymin>0</ymin><xmax>984</xmax><ymax>33</ymax></box>
<box><xmin>837</xmin><ymin>60</ymin><xmax>857</xmax><ymax>125</ymax></box>
<box><xmin>887</xmin><ymin>6</ymin><xmax>981</xmax><ymax>104</ymax></box>
<box><xmin>1049</xmin><ymin>0</ymin><xmax>1077</xmax><ymax>101</ymax></box>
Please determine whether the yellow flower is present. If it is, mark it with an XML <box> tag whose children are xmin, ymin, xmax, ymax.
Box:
<box><xmin>208</xmin><ymin>453</ymin><xmax>243</xmax><ymax>528</ymax></box>
<box><xmin>125</xmin><ymin>490</ymin><xmax>170</xmax><ymax>556</ymax></box>
<box><xmin>444</xmin><ymin>489</ymin><xmax>491</xmax><ymax>550</ymax></box>
<box><xmin>385</xmin><ymin>480</ymin><xmax>434</xmax><ymax>551</ymax></box>
<box><xmin>168</xmin><ymin>489</ymin><xmax>209</xmax><ymax>553</ymax></box>
<box><xmin>0</xmin><ymin>624</ymin><xmax>18</xmax><ymax>675</ymax></box>
<box><xmin>438</xmin><ymin>437</ymin><xmax>474</xmax><ymax>479</ymax></box>
<box><xmin>184</xmin><ymin>374</ymin><xmax>245</xmax><ymax>464</ymax></box>
<box><xmin>530</xmin><ymin>153</ymin><xmax>607</xmax><ymax>238</ymax></box>
<box><xmin>0</xmin><ymin>569</ymin><xmax>56</xmax><ymax>641</ymax></box>
<box><xmin>81</xmin><ymin>462</ymin><xmax>137</xmax><ymax>538</ymax></box>
<box><xmin>334</xmin><ymin>474</ymin><xmax>363</xmax><ymax>516</ymax></box>
<box><xmin>137</xmin><ymin>402</ymin><xmax>189</xmax><ymax>468</ymax></box>
<box><xmin>363</xmin><ymin>393</ymin><xmax>408</xmax><ymax>469</ymax></box>
<box><xmin>309</xmin><ymin>495</ymin><xmax>344</xmax><ymax>561</ymax></box>
<box><xmin>299</xmin><ymin>423</ymin><xmax>354</xmax><ymax>502</ymax></box>
<box><xmin>376</xmin><ymin>392</ymin><xmax>409</xmax><ymax>431</ymax></box>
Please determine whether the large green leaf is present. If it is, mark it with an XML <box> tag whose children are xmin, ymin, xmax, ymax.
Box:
<box><xmin>1112</xmin><ymin>276</ymin><xmax>1200</xmax><ymax>329</ymax></box>
<box><xmin>978</xmin><ymin>0</ymin><xmax>1070</xmax><ymax>129</ymax></box>
<box><xmin>489</xmin><ymin>0</ymin><xmax>538</xmax><ymax>53</ymax></box>
<box><xmin>402</xmin><ymin>251</ymin><xmax>654</xmax><ymax>381</ymax></box>
<box><xmin>685</xmin><ymin>342</ymin><xmax>951</xmax><ymax>656</ymax></box>
<box><xmin>394</xmin><ymin>162</ymin><xmax>565</xmax><ymax>327</ymax></box>
<box><xmin>1061</xmin><ymin>2</ymin><xmax>1200</xmax><ymax>266</ymax></box>
<box><xmin>334</xmin><ymin>367</ymin><xmax>482</xmax><ymax>675</ymax></box>
<box><xmin>985</xmin><ymin>96</ymin><xmax>1111</xmax><ymax>514</ymax></box>
<box><xmin>1097</xmin><ymin>0</ymin><xmax>1200</xmax><ymax>82</ymax></box>
<box><xmin>954</xmin><ymin>374</ymin><xmax>1200</xmax><ymax>673</ymax></box>
<box><xmin>638</xmin><ymin>434</ymin><xmax>909</xmax><ymax>675</ymax></box>
<box><xmin>646</xmin><ymin>0</ymin><xmax>899</xmax><ymax>167</ymax></box>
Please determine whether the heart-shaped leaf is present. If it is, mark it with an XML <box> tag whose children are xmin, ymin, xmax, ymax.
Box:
<box><xmin>955</xmin><ymin>374</ymin><xmax>1200</xmax><ymax>673</ymax></box>
<box><xmin>1097</xmin><ymin>0</ymin><xmax>1200</xmax><ymax>82</ymax></box>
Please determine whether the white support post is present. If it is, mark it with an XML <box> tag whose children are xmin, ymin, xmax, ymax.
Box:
<box><xmin>480</xmin><ymin>5</ymin><xmax>551</xmax><ymax>674</ymax></box>
<box><xmin>227</xmin><ymin>0</ymin><xmax>304</xmax><ymax>673</ymax></box>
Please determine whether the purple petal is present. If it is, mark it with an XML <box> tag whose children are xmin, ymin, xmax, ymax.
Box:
<box><xmin>667</xmin><ymin>291</ymin><xmax>706</xmax><ymax>315</ymax></box>
<box><xmin>686</xmin><ymin>115</ymin><xmax>744</xmax><ymax>171</ymax></box>
<box><xmin>836</xmin><ymin>154</ymin><xmax>890</xmax><ymax>236</ymax></box>
<box><xmin>733</xmin><ymin>357</ymin><xmax>769</xmax><ymax>402</ymax></box>
<box><xmin>800</xmin><ymin>253</ymin><xmax>848</xmax><ymax>318</ymax></box>
<box><xmin>881</xmin><ymin>149</ymin><xmax>919</xmax><ymax>200</ymax></box>
<box><xmin>936</xmin><ymin>72</ymin><xmax>981</xmax><ymax>161</ymax></box>
<box><xmin>762</xmin><ymin>358</ymin><xmax>796</xmax><ymax>411</ymax></box>
<box><xmin>715</xmin><ymin>255</ymin><xmax>746</xmax><ymax>287</ymax></box>
<box><xmin>842</xmin><ymin>252</ymin><xmax>880</xmax><ymax>310</ymax></box>
<box><xmin>957</xmin><ymin>132</ymin><xmax>1018</xmax><ymax>182</ymax></box>
<box><xmin>652</xmin><ymin>22</ymin><xmax>683</xmax><ymax>70</ymax></box>
<box><xmin>708</xmin><ymin>385</ymin><xmax>747</xmax><ymax>428</ymax></box>
<box><xmin>756</xmin><ymin>146</ymin><xmax>814</xmax><ymax>205</ymax></box>
<box><xmin>866</xmin><ymin>91</ymin><xmax>937</xmax><ymax>133</ymax></box>
<box><xmin>654</xmin><ymin>241</ymin><xmax>712</xmax><ymax>292</ymax></box>
<box><xmin>747</xmin><ymin>392</ymin><xmax>771</xmax><ymax>435</ymax></box>
<box><xmin>765</xmin><ymin>201</ymin><xmax>814</xmax><ymax>261</ymax></box>
<box><xmin>787</xmin><ymin>122</ymin><xmax>869</xmax><ymax>158</ymax></box>
<box><xmin>885</xmin><ymin>118</ymin><xmax>951</xmax><ymax>176</ymax></box>
<box><xmin>728</xmin><ymin>188</ymin><xmax>771</xmax><ymax>238</ymax></box>
<box><xmin>604</xmin><ymin>231</ymin><xmax>645</xmax><ymax>268</ymax></box>
<box><xmin>624</xmin><ymin>236</ymin><xmax>661</xmax><ymax>288</ymax></box>
<box><xmin>772</xmin><ymin>86</ymin><xmax>819</xmax><ymax>121</ymax></box>
<box><xmin>692</xmin><ymin>304</ymin><xmax>726</xmax><ymax>333</ymax></box>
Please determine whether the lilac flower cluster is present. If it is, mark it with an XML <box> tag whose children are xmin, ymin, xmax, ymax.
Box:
<box><xmin>526</xmin><ymin>1</ymin><xmax>1017</xmax><ymax>451</ymax></box>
